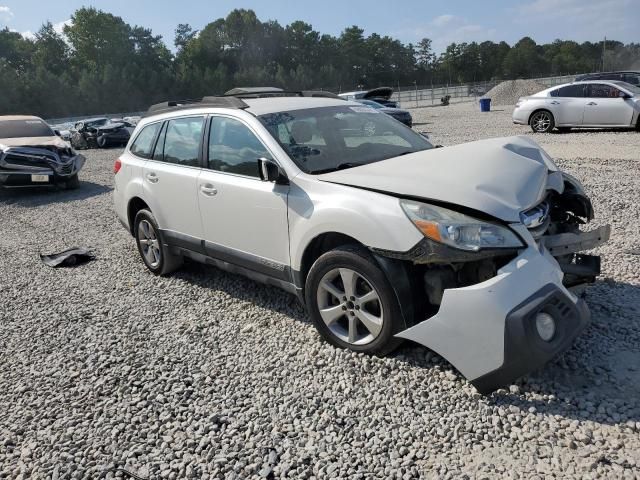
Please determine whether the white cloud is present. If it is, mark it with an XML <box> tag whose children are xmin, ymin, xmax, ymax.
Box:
<box><xmin>0</xmin><ymin>5</ymin><xmax>13</xmax><ymax>23</ymax></box>
<box><xmin>21</xmin><ymin>30</ymin><xmax>35</xmax><ymax>39</ymax></box>
<box><xmin>431</xmin><ymin>14</ymin><xmax>455</xmax><ymax>27</ymax></box>
<box><xmin>53</xmin><ymin>19</ymin><xmax>72</xmax><ymax>36</ymax></box>
<box><xmin>392</xmin><ymin>15</ymin><xmax>497</xmax><ymax>53</ymax></box>
<box><xmin>513</xmin><ymin>0</ymin><xmax>634</xmax><ymax>41</ymax></box>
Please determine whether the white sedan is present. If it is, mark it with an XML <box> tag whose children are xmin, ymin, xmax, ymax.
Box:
<box><xmin>513</xmin><ymin>81</ymin><xmax>640</xmax><ymax>133</ymax></box>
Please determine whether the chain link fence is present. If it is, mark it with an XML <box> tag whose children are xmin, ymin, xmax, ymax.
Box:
<box><xmin>391</xmin><ymin>74</ymin><xmax>580</xmax><ymax>108</ymax></box>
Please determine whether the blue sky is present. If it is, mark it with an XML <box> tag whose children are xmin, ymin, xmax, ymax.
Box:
<box><xmin>0</xmin><ymin>0</ymin><xmax>637</xmax><ymax>53</ymax></box>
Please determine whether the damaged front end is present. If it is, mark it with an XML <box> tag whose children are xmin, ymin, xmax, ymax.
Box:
<box><xmin>0</xmin><ymin>144</ymin><xmax>85</xmax><ymax>188</ymax></box>
<box><xmin>374</xmin><ymin>173</ymin><xmax>610</xmax><ymax>394</ymax></box>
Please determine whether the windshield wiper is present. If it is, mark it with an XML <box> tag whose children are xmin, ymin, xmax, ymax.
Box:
<box><xmin>312</xmin><ymin>162</ymin><xmax>364</xmax><ymax>174</ymax></box>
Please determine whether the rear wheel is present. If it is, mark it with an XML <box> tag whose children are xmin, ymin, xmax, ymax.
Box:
<box><xmin>305</xmin><ymin>245</ymin><xmax>403</xmax><ymax>355</ymax></box>
<box><xmin>134</xmin><ymin>209</ymin><xmax>183</xmax><ymax>276</ymax></box>
<box><xmin>530</xmin><ymin>110</ymin><xmax>555</xmax><ymax>133</ymax></box>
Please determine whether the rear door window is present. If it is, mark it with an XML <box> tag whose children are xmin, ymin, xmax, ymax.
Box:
<box><xmin>556</xmin><ymin>85</ymin><xmax>585</xmax><ymax>97</ymax></box>
<box><xmin>130</xmin><ymin>122</ymin><xmax>162</xmax><ymax>159</ymax></box>
<box><xmin>157</xmin><ymin>116</ymin><xmax>205</xmax><ymax>167</ymax></box>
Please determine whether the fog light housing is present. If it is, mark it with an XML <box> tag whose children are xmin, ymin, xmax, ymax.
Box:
<box><xmin>535</xmin><ymin>312</ymin><xmax>556</xmax><ymax>342</ymax></box>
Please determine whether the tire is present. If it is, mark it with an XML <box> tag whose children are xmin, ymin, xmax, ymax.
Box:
<box><xmin>305</xmin><ymin>244</ymin><xmax>404</xmax><ymax>355</ymax></box>
<box><xmin>529</xmin><ymin>110</ymin><xmax>555</xmax><ymax>133</ymax></box>
<box><xmin>65</xmin><ymin>174</ymin><xmax>80</xmax><ymax>190</ymax></box>
<box><xmin>97</xmin><ymin>135</ymin><xmax>108</xmax><ymax>148</ymax></box>
<box><xmin>134</xmin><ymin>209</ymin><xmax>183</xmax><ymax>276</ymax></box>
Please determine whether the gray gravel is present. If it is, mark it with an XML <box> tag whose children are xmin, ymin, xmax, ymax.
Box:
<box><xmin>1</xmin><ymin>104</ymin><xmax>639</xmax><ymax>479</ymax></box>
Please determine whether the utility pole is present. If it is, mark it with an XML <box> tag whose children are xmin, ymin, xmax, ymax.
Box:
<box><xmin>602</xmin><ymin>36</ymin><xmax>606</xmax><ymax>72</ymax></box>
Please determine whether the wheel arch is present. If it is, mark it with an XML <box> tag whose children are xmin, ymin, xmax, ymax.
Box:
<box><xmin>127</xmin><ymin>196</ymin><xmax>150</xmax><ymax>236</ymax></box>
<box><xmin>296</xmin><ymin>232</ymin><xmax>363</xmax><ymax>290</ymax></box>
<box><xmin>528</xmin><ymin>108</ymin><xmax>555</xmax><ymax>126</ymax></box>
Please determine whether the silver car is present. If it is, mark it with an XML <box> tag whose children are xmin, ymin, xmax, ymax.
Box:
<box><xmin>513</xmin><ymin>81</ymin><xmax>640</xmax><ymax>133</ymax></box>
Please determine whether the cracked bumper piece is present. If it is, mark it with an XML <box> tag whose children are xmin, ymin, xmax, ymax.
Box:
<box><xmin>395</xmin><ymin>246</ymin><xmax>591</xmax><ymax>394</ymax></box>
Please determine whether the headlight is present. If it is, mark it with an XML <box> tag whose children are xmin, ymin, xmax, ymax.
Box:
<box><xmin>400</xmin><ymin>199</ymin><xmax>524</xmax><ymax>252</ymax></box>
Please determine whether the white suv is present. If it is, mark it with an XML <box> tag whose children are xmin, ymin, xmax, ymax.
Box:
<box><xmin>114</xmin><ymin>90</ymin><xmax>610</xmax><ymax>393</ymax></box>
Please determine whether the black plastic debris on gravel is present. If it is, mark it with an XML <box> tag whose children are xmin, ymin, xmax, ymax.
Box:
<box><xmin>40</xmin><ymin>247</ymin><xmax>95</xmax><ymax>268</ymax></box>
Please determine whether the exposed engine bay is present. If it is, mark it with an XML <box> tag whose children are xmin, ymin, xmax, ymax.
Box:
<box><xmin>374</xmin><ymin>172</ymin><xmax>610</xmax><ymax>318</ymax></box>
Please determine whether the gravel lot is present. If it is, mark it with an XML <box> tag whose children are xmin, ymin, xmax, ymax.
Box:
<box><xmin>1</xmin><ymin>102</ymin><xmax>639</xmax><ymax>479</ymax></box>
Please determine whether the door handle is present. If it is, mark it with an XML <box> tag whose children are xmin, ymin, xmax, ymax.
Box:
<box><xmin>200</xmin><ymin>184</ymin><xmax>217</xmax><ymax>196</ymax></box>
<box><xmin>550</xmin><ymin>101</ymin><xmax>560</xmax><ymax>105</ymax></box>
<box><xmin>587</xmin><ymin>102</ymin><xmax>598</xmax><ymax>106</ymax></box>
<box><xmin>145</xmin><ymin>172</ymin><xmax>159</xmax><ymax>183</ymax></box>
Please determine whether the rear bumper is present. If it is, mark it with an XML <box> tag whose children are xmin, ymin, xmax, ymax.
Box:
<box><xmin>512</xmin><ymin>107</ymin><xmax>529</xmax><ymax>125</ymax></box>
<box><xmin>395</xmin><ymin>244</ymin><xmax>591</xmax><ymax>393</ymax></box>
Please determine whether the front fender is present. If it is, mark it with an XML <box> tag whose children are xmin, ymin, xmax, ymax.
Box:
<box><xmin>288</xmin><ymin>177</ymin><xmax>423</xmax><ymax>271</ymax></box>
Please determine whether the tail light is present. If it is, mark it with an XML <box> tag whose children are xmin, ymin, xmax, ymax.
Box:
<box><xmin>114</xmin><ymin>158</ymin><xmax>122</xmax><ymax>174</ymax></box>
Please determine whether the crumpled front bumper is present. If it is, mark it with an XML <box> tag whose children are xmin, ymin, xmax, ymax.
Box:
<box><xmin>0</xmin><ymin>147</ymin><xmax>85</xmax><ymax>186</ymax></box>
<box><xmin>395</xmin><ymin>224</ymin><xmax>609</xmax><ymax>393</ymax></box>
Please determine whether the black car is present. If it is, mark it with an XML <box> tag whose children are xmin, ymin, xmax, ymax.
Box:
<box><xmin>575</xmin><ymin>71</ymin><xmax>640</xmax><ymax>87</ymax></box>
<box><xmin>357</xmin><ymin>99</ymin><xmax>413</xmax><ymax>127</ymax></box>
<box><xmin>70</xmin><ymin>117</ymin><xmax>132</xmax><ymax>149</ymax></box>
<box><xmin>339</xmin><ymin>87</ymin><xmax>399</xmax><ymax>108</ymax></box>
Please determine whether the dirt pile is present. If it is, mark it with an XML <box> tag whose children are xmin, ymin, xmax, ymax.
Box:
<box><xmin>484</xmin><ymin>79</ymin><xmax>547</xmax><ymax>105</ymax></box>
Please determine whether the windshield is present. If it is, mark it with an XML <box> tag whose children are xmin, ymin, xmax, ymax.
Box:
<box><xmin>259</xmin><ymin>105</ymin><xmax>432</xmax><ymax>174</ymax></box>
<box><xmin>613</xmin><ymin>81</ymin><xmax>640</xmax><ymax>95</ymax></box>
<box><xmin>358</xmin><ymin>100</ymin><xmax>384</xmax><ymax>109</ymax></box>
<box><xmin>0</xmin><ymin>119</ymin><xmax>54</xmax><ymax>139</ymax></box>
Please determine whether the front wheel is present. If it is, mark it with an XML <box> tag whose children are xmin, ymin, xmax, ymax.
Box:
<box><xmin>134</xmin><ymin>209</ymin><xmax>183</xmax><ymax>276</ymax></box>
<box><xmin>530</xmin><ymin>110</ymin><xmax>555</xmax><ymax>133</ymax></box>
<box><xmin>305</xmin><ymin>245</ymin><xmax>403</xmax><ymax>355</ymax></box>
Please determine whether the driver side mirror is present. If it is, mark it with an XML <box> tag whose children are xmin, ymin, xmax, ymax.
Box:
<box><xmin>619</xmin><ymin>90</ymin><xmax>630</xmax><ymax>99</ymax></box>
<box><xmin>53</xmin><ymin>129</ymin><xmax>62</xmax><ymax>137</ymax></box>
<box><xmin>258</xmin><ymin>158</ymin><xmax>288</xmax><ymax>185</ymax></box>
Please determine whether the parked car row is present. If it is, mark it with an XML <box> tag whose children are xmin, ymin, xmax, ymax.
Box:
<box><xmin>112</xmin><ymin>88</ymin><xmax>609</xmax><ymax>393</ymax></box>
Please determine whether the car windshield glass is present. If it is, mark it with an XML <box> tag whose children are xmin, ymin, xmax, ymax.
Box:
<box><xmin>0</xmin><ymin>119</ymin><xmax>54</xmax><ymax>139</ymax></box>
<box><xmin>87</xmin><ymin>119</ymin><xmax>108</xmax><ymax>127</ymax></box>
<box><xmin>259</xmin><ymin>106</ymin><xmax>432</xmax><ymax>174</ymax></box>
<box><xmin>358</xmin><ymin>100</ymin><xmax>383</xmax><ymax>109</ymax></box>
<box><xmin>613</xmin><ymin>81</ymin><xmax>640</xmax><ymax>94</ymax></box>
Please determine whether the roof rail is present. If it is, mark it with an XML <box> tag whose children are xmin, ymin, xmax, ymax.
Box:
<box><xmin>224</xmin><ymin>87</ymin><xmax>345</xmax><ymax>100</ymax></box>
<box><xmin>144</xmin><ymin>96</ymin><xmax>249</xmax><ymax>117</ymax></box>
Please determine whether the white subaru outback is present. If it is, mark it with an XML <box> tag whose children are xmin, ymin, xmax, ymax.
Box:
<box><xmin>113</xmin><ymin>89</ymin><xmax>610</xmax><ymax>393</ymax></box>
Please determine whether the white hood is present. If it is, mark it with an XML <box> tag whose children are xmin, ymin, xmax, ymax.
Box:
<box><xmin>317</xmin><ymin>136</ymin><xmax>560</xmax><ymax>222</ymax></box>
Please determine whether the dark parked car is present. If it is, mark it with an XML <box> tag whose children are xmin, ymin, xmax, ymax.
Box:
<box><xmin>357</xmin><ymin>99</ymin><xmax>413</xmax><ymax>127</ymax></box>
<box><xmin>70</xmin><ymin>117</ymin><xmax>132</xmax><ymax>149</ymax></box>
<box><xmin>0</xmin><ymin>115</ymin><xmax>85</xmax><ymax>188</ymax></box>
<box><xmin>575</xmin><ymin>71</ymin><xmax>640</xmax><ymax>87</ymax></box>
<box><xmin>339</xmin><ymin>87</ymin><xmax>399</xmax><ymax>108</ymax></box>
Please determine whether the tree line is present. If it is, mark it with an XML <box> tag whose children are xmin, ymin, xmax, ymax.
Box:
<box><xmin>0</xmin><ymin>7</ymin><xmax>638</xmax><ymax>118</ymax></box>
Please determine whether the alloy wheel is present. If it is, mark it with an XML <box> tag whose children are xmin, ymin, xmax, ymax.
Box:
<box><xmin>531</xmin><ymin>112</ymin><xmax>551</xmax><ymax>132</ymax></box>
<box><xmin>138</xmin><ymin>219</ymin><xmax>161</xmax><ymax>268</ymax></box>
<box><xmin>316</xmin><ymin>267</ymin><xmax>384</xmax><ymax>345</ymax></box>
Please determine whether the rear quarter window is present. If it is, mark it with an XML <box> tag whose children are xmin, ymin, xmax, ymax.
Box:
<box><xmin>130</xmin><ymin>122</ymin><xmax>162</xmax><ymax>159</ymax></box>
